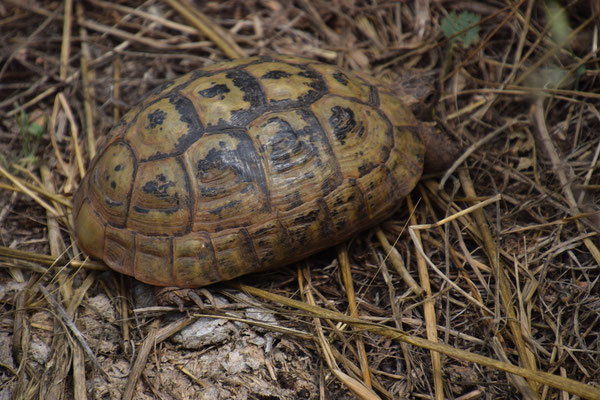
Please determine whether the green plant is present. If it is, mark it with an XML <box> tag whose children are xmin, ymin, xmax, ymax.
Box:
<box><xmin>15</xmin><ymin>109</ymin><xmax>45</xmax><ymax>165</ymax></box>
<box><xmin>441</xmin><ymin>11</ymin><xmax>481</xmax><ymax>48</ymax></box>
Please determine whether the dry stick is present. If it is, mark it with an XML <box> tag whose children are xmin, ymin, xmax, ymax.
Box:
<box><xmin>76</xmin><ymin>2</ymin><xmax>96</xmax><ymax>161</ymax></box>
<box><xmin>514</xmin><ymin>13</ymin><xmax>597</xmax><ymax>86</ymax></box>
<box><xmin>233</xmin><ymin>283</ymin><xmax>600</xmax><ymax>400</ymax></box>
<box><xmin>59</xmin><ymin>0</ymin><xmax>72</xmax><ymax>80</ymax></box>
<box><xmin>88</xmin><ymin>0</ymin><xmax>198</xmax><ymax>35</ymax></box>
<box><xmin>119</xmin><ymin>275</ymin><xmax>131</xmax><ymax>360</ymax></box>
<box><xmin>57</xmin><ymin>93</ymin><xmax>86</xmax><ymax>184</ymax></box>
<box><xmin>66</xmin><ymin>274</ymin><xmax>95</xmax><ymax>400</ymax></box>
<box><xmin>457</xmin><ymin>170</ymin><xmax>539</xmax><ymax>396</ymax></box>
<box><xmin>299</xmin><ymin>268</ymin><xmax>380</xmax><ymax>400</ymax></box>
<box><xmin>13</xmin><ymin>290</ymin><xmax>30</xmax><ymax>400</ymax></box>
<box><xmin>375</xmin><ymin>229</ymin><xmax>423</xmax><ymax>296</ymax></box>
<box><xmin>406</xmin><ymin>196</ymin><xmax>444</xmax><ymax>400</ymax></box>
<box><xmin>122</xmin><ymin>319</ymin><xmax>160</xmax><ymax>400</ymax></box>
<box><xmin>533</xmin><ymin>99</ymin><xmax>600</xmax><ymax>265</ymax></box>
<box><xmin>0</xmin><ymin>245</ymin><xmax>107</xmax><ymax>271</ymax></box>
<box><xmin>0</xmin><ymin>165</ymin><xmax>60</xmax><ymax>218</ymax></box>
<box><xmin>163</xmin><ymin>0</ymin><xmax>246</xmax><ymax>59</ymax></box>
<box><xmin>337</xmin><ymin>245</ymin><xmax>372</xmax><ymax>388</ymax></box>
<box><xmin>38</xmin><ymin>284</ymin><xmax>110</xmax><ymax>380</ymax></box>
<box><xmin>113</xmin><ymin>58</ymin><xmax>121</xmax><ymax>122</ymax></box>
<box><xmin>40</xmin><ymin>165</ymin><xmax>69</xmax><ymax>298</ymax></box>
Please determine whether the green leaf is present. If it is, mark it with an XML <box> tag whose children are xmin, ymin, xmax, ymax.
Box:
<box><xmin>27</xmin><ymin>122</ymin><xmax>44</xmax><ymax>138</ymax></box>
<box><xmin>441</xmin><ymin>11</ymin><xmax>481</xmax><ymax>47</ymax></box>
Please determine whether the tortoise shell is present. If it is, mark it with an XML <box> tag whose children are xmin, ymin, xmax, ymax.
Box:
<box><xmin>72</xmin><ymin>55</ymin><xmax>425</xmax><ymax>287</ymax></box>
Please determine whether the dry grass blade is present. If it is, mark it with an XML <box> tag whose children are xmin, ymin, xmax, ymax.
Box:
<box><xmin>163</xmin><ymin>0</ymin><xmax>246</xmax><ymax>59</ymax></box>
<box><xmin>458</xmin><ymin>170</ymin><xmax>538</xmax><ymax>395</ymax></box>
<box><xmin>299</xmin><ymin>267</ymin><xmax>380</xmax><ymax>400</ymax></box>
<box><xmin>38</xmin><ymin>284</ymin><xmax>109</xmax><ymax>380</ymax></box>
<box><xmin>233</xmin><ymin>283</ymin><xmax>600</xmax><ymax>400</ymax></box>
<box><xmin>406</xmin><ymin>196</ymin><xmax>444</xmax><ymax>400</ymax></box>
<box><xmin>337</xmin><ymin>244</ymin><xmax>372</xmax><ymax>388</ymax></box>
<box><xmin>0</xmin><ymin>245</ymin><xmax>107</xmax><ymax>271</ymax></box>
<box><xmin>122</xmin><ymin>319</ymin><xmax>160</xmax><ymax>400</ymax></box>
<box><xmin>0</xmin><ymin>165</ymin><xmax>60</xmax><ymax>217</ymax></box>
<box><xmin>375</xmin><ymin>228</ymin><xmax>424</xmax><ymax>296</ymax></box>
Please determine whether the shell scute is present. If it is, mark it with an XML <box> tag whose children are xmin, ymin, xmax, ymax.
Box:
<box><xmin>248</xmin><ymin>109</ymin><xmax>342</xmax><ymax>211</ymax></box>
<box><xmin>124</xmin><ymin>93</ymin><xmax>204</xmax><ymax>161</ymax></box>
<box><xmin>184</xmin><ymin>131</ymin><xmax>270</xmax><ymax>233</ymax></box>
<box><xmin>180</xmin><ymin>69</ymin><xmax>266</xmax><ymax>128</ymax></box>
<box><xmin>88</xmin><ymin>141</ymin><xmax>136</xmax><ymax>227</ymax></box>
<box><xmin>103</xmin><ymin>225</ymin><xmax>135</xmax><ymax>276</ymax></box>
<box><xmin>244</xmin><ymin>61</ymin><xmax>327</xmax><ymax>108</ymax></box>
<box><xmin>134</xmin><ymin>235</ymin><xmax>173</xmax><ymax>285</ymax></box>
<box><xmin>127</xmin><ymin>157</ymin><xmax>192</xmax><ymax>236</ymax></box>
<box><xmin>312</xmin><ymin>96</ymin><xmax>393</xmax><ymax>179</ymax></box>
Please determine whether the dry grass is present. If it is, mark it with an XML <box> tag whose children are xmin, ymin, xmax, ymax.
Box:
<box><xmin>0</xmin><ymin>0</ymin><xmax>599</xmax><ymax>399</ymax></box>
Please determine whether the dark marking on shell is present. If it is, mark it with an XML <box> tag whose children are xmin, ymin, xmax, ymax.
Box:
<box><xmin>142</xmin><ymin>93</ymin><xmax>204</xmax><ymax>162</ymax></box>
<box><xmin>266</xmin><ymin>117</ymin><xmax>314</xmax><ymax>173</ymax></box>
<box><xmin>208</xmin><ymin>199</ymin><xmax>242</xmax><ymax>216</ymax></box>
<box><xmin>333</xmin><ymin>72</ymin><xmax>349</xmax><ymax>86</ymax></box>
<box><xmin>225</xmin><ymin>69</ymin><xmax>268</xmax><ymax>127</ymax></box>
<box><xmin>328</xmin><ymin>106</ymin><xmax>362</xmax><ymax>145</ymax></box>
<box><xmin>262</xmin><ymin>70</ymin><xmax>292</xmax><ymax>79</ymax></box>
<box><xmin>368</xmin><ymin>85</ymin><xmax>379</xmax><ymax>107</ymax></box>
<box><xmin>142</xmin><ymin>174</ymin><xmax>175</xmax><ymax>198</ymax></box>
<box><xmin>147</xmin><ymin>109</ymin><xmax>168</xmax><ymax>129</ymax></box>
<box><xmin>198</xmin><ymin>83</ymin><xmax>230</xmax><ymax>99</ymax></box>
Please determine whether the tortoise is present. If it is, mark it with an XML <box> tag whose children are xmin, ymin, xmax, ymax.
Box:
<box><xmin>72</xmin><ymin>55</ymin><xmax>451</xmax><ymax>288</ymax></box>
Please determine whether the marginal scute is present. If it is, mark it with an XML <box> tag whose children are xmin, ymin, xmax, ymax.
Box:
<box><xmin>134</xmin><ymin>235</ymin><xmax>173</xmax><ymax>286</ymax></box>
<box><xmin>74</xmin><ymin>199</ymin><xmax>105</xmax><ymax>261</ymax></box>
<box><xmin>73</xmin><ymin>56</ymin><xmax>434</xmax><ymax>287</ymax></box>
<box><xmin>245</xmin><ymin>217</ymin><xmax>292</xmax><ymax>269</ymax></box>
<box><xmin>173</xmin><ymin>231</ymin><xmax>219</xmax><ymax>287</ymax></box>
<box><xmin>212</xmin><ymin>228</ymin><xmax>260</xmax><ymax>281</ymax></box>
<box><xmin>104</xmin><ymin>225</ymin><xmax>135</xmax><ymax>276</ymax></box>
<box><xmin>324</xmin><ymin>179</ymin><xmax>369</xmax><ymax>233</ymax></box>
<box><xmin>279</xmin><ymin>197</ymin><xmax>334</xmax><ymax>251</ymax></box>
<box><xmin>358</xmin><ymin>165</ymin><xmax>400</xmax><ymax>221</ymax></box>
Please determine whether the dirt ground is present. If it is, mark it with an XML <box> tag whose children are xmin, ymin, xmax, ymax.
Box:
<box><xmin>0</xmin><ymin>1</ymin><xmax>599</xmax><ymax>399</ymax></box>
